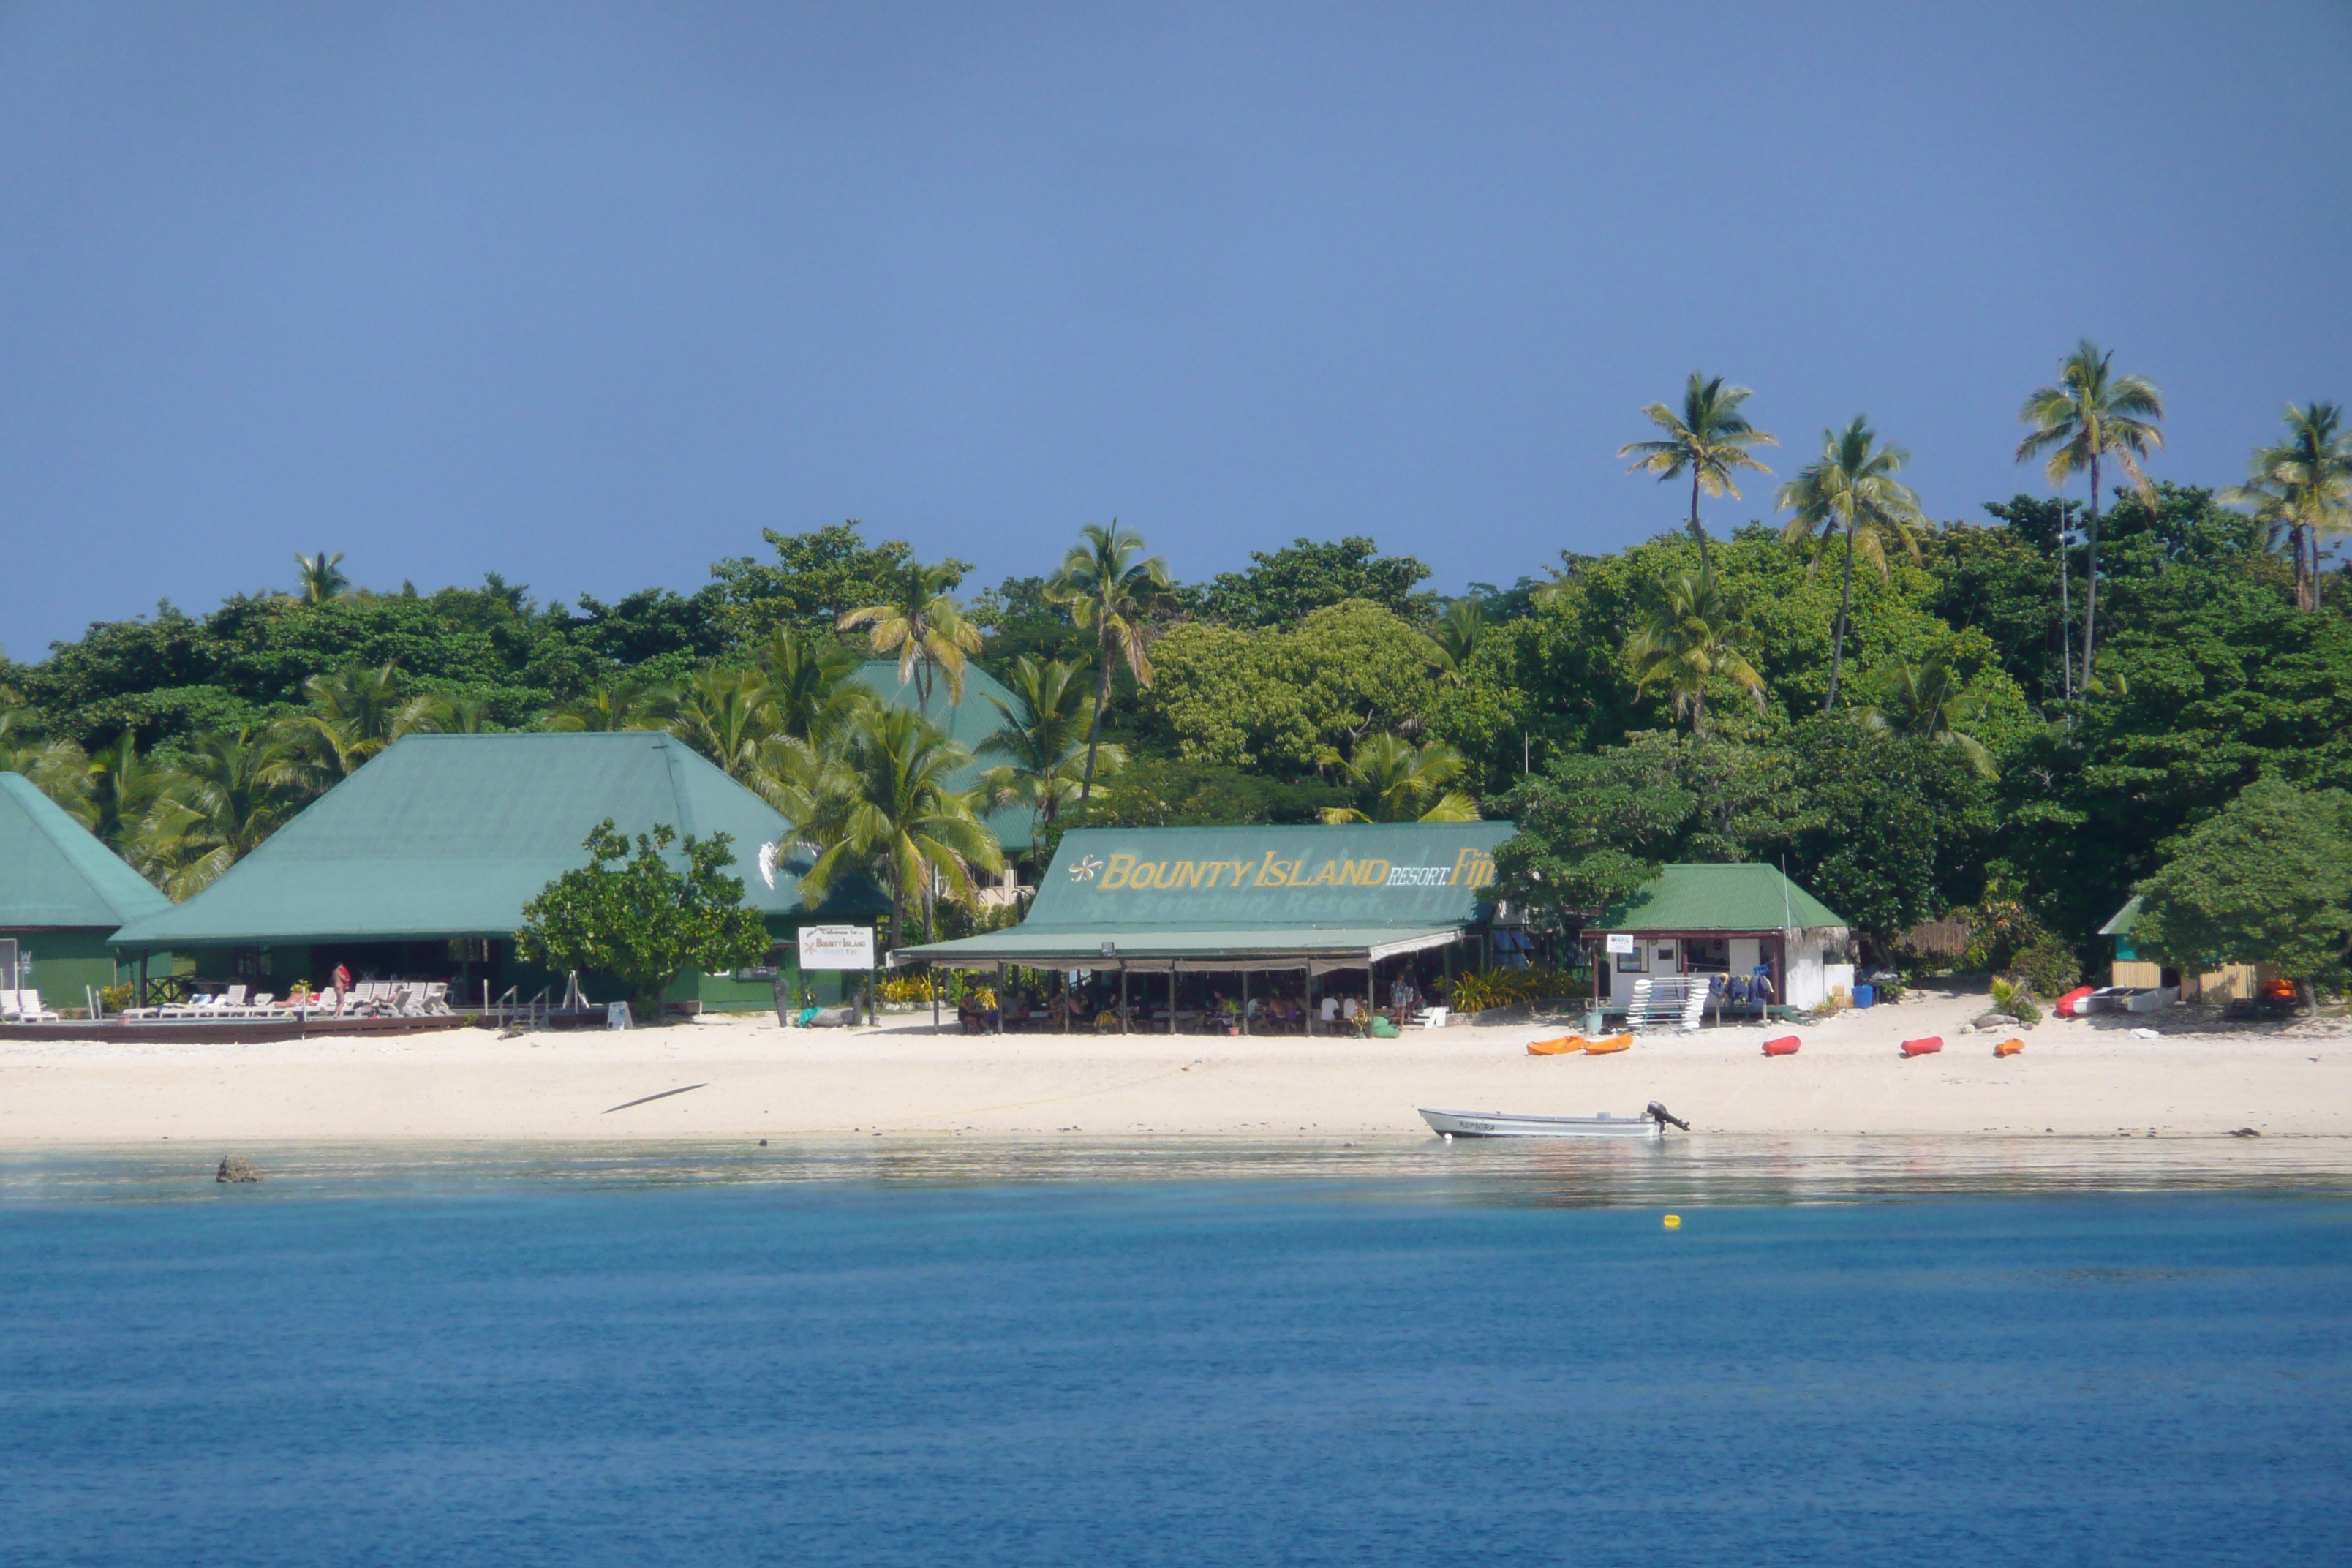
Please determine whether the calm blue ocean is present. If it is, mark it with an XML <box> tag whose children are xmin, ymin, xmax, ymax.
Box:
<box><xmin>2</xmin><ymin>1142</ymin><xmax>2347</xmax><ymax>1567</ymax></box>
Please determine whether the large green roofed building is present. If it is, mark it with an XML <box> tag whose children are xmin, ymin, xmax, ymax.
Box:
<box><xmin>1</xmin><ymin>772</ymin><xmax>170</xmax><ymax>1009</ymax></box>
<box><xmin>899</xmin><ymin>821</ymin><xmax>1515</xmax><ymax>972</ymax></box>
<box><xmin>109</xmin><ymin>733</ymin><xmax>887</xmax><ymax>1011</ymax></box>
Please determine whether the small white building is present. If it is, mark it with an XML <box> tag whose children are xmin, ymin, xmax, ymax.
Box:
<box><xmin>1582</xmin><ymin>863</ymin><xmax>1853</xmax><ymax>1012</ymax></box>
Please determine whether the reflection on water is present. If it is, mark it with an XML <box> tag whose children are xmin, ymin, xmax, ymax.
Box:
<box><xmin>5</xmin><ymin>1131</ymin><xmax>2348</xmax><ymax>1205</ymax></box>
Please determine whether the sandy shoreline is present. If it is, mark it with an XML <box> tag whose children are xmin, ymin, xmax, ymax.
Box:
<box><xmin>2</xmin><ymin>984</ymin><xmax>2347</xmax><ymax>1147</ymax></box>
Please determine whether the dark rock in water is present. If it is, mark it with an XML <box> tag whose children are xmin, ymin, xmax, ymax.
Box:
<box><xmin>2229</xmin><ymin>1127</ymin><xmax>2261</xmax><ymax>1139</ymax></box>
<box><xmin>216</xmin><ymin>1156</ymin><xmax>260</xmax><ymax>1183</ymax></box>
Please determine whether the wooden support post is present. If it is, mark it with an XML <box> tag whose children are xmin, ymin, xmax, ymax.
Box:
<box><xmin>1061</xmin><ymin>967</ymin><xmax>1070</xmax><ymax>1033</ymax></box>
<box><xmin>1168</xmin><ymin>968</ymin><xmax>1177</xmax><ymax>1034</ymax></box>
<box><xmin>1367</xmin><ymin>959</ymin><xmax>1376</xmax><ymax>1031</ymax></box>
<box><xmin>1306</xmin><ymin>967</ymin><xmax>1316</xmax><ymax>1036</ymax></box>
<box><xmin>1119</xmin><ymin>965</ymin><xmax>1128</xmax><ymax>1033</ymax></box>
<box><xmin>1240</xmin><ymin>968</ymin><xmax>1250</xmax><ymax>1036</ymax></box>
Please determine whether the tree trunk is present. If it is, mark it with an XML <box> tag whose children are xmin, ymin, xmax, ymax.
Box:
<box><xmin>1691</xmin><ymin>685</ymin><xmax>1707</xmax><ymax>739</ymax></box>
<box><xmin>1079</xmin><ymin>632</ymin><xmax>1113</xmax><ymax>802</ymax></box>
<box><xmin>2084</xmin><ymin>456</ymin><xmax>2102</xmax><ymax>680</ymax></box>
<box><xmin>2057</xmin><ymin>512</ymin><xmax>2074</xmax><ymax>703</ymax></box>
<box><xmin>2291</xmin><ymin>522</ymin><xmax>2313</xmax><ymax>611</ymax></box>
<box><xmin>1689</xmin><ymin>470</ymin><xmax>1711</xmax><ymax>576</ymax></box>
<box><xmin>1823</xmin><ymin>521</ymin><xmax>1857</xmax><ymax>712</ymax></box>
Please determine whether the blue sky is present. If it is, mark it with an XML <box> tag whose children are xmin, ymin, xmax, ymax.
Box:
<box><xmin>4</xmin><ymin>1</ymin><xmax>2348</xmax><ymax>656</ymax></box>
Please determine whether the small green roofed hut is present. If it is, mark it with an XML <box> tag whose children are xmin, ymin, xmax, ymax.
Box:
<box><xmin>1</xmin><ymin>772</ymin><xmax>170</xmax><ymax>1011</ymax></box>
<box><xmin>108</xmin><ymin>732</ymin><xmax>888</xmax><ymax>1012</ymax></box>
<box><xmin>1586</xmin><ymin>863</ymin><xmax>1851</xmax><ymax>1011</ymax></box>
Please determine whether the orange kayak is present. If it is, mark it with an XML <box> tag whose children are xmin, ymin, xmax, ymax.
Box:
<box><xmin>1994</xmin><ymin>1038</ymin><xmax>2024</xmax><ymax>1058</ymax></box>
<box><xmin>1526</xmin><ymin>1036</ymin><xmax>1585</xmax><ymax>1055</ymax></box>
<box><xmin>1900</xmin><ymin>1036</ymin><xmax>1944</xmax><ymax>1058</ymax></box>
<box><xmin>1762</xmin><ymin>1035</ymin><xmax>1801</xmax><ymax>1057</ymax></box>
<box><xmin>1581</xmin><ymin>1034</ymin><xmax>1632</xmax><ymax>1055</ymax></box>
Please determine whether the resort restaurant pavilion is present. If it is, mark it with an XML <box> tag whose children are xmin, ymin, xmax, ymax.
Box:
<box><xmin>896</xmin><ymin>821</ymin><xmax>1516</xmax><ymax>1029</ymax></box>
<box><xmin>108</xmin><ymin>731</ymin><xmax>889</xmax><ymax>1012</ymax></box>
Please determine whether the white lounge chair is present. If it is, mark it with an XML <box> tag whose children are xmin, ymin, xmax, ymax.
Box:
<box><xmin>6</xmin><ymin>990</ymin><xmax>62</xmax><ymax>1023</ymax></box>
<box><xmin>421</xmin><ymin>981</ymin><xmax>450</xmax><ymax>1015</ymax></box>
<box><xmin>1412</xmin><ymin>1006</ymin><xmax>1450</xmax><ymax>1029</ymax></box>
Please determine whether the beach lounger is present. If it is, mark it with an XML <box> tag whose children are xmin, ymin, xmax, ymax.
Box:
<box><xmin>1412</xmin><ymin>1006</ymin><xmax>1450</xmax><ymax>1029</ymax></box>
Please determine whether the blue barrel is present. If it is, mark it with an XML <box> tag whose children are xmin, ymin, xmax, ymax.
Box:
<box><xmin>1852</xmin><ymin>984</ymin><xmax>1875</xmax><ymax>1009</ymax></box>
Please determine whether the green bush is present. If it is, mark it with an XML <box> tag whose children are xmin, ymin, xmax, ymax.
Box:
<box><xmin>2010</xmin><ymin>937</ymin><xmax>2081</xmax><ymax>998</ymax></box>
<box><xmin>1989</xmin><ymin>976</ymin><xmax>2043</xmax><ymax>1025</ymax></box>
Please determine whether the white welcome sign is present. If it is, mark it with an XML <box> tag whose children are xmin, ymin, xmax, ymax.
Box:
<box><xmin>1605</xmin><ymin>933</ymin><xmax>1636</xmax><ymax>954</ymax></box>
<box><xmin>799</xmin><ymin>925</ymin><xmax>876</xmax><ymax>971</ymax></box>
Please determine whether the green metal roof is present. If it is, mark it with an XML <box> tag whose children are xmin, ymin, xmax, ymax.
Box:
<box><xmin>111</xmin><ymin>732</ymin><xmax>886</xmax><ymax>948</ymax></box>
<box><xmin>900</xmin><ymin>821</ymin><xmax>1514</xmax><ymax>965</ymax></box>
<box><xmin>0</xmin><ymin>772</ymin><xmax>171</xmax><ymax>930</ymax></box>
<box><xmin>848</xmin><ymin>660</ymin><xmax>1033</xmax><ymax>851</ymax></box>
<box><xmin>1594</xmin><ymin>862</ymin><xmax>1847</xmax><ymax>932</ymax></box>
<box><xmin>2098</xmin><ymin>896</ymin><xmax>2141</xmax><ymax>938</ymax></box>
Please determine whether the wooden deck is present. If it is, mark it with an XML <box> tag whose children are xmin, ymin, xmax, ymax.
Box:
<box><xmin>0</xmin><ymin>1013</ymin><xmax>475</xmax><ymax>1044</ymax></box>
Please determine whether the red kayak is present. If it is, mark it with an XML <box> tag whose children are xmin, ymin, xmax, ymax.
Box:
<box><xmin>1762</xmin><ymin>1035</ymin><xmax>1801</xmax><ymax>1056</ymax></box>
<box><xmin>2054</xmin><ymin>986</ymin><xmax>2096</xmax><ymax>1018</ymax></box>
<box><xmin>1900</xmin><ymin>1036</ymin><xmax>1943</xmax><ymax>1058</ymax></box>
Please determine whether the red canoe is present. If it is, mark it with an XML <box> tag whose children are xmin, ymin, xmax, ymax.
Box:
<box><xmin>1762</xmin><ymin>1035</ymin><xmax>1801</xmax><ymax>1056</ymax></box>
<box><xmin>1900</xmin><ymin>1036</ymin><xmax>1944</xmax><ymax>1058</ymax></box>
<box><xmin>2054</xmin><ymin>986</ymin><xmax>2096</xmax><ymax>1018</ymax></box>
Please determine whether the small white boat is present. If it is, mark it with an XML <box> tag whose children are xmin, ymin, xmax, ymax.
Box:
<box><xmin>1420</xmin><ymin>1107</ymin><xmax>1667</xmax><ymax>1140</ymax></box>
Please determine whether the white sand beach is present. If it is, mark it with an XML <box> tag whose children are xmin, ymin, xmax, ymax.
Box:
<box><xmin>1</xmin><ymin>984</ymin><xmax>2347</xmax><ymax>1147</ymax></box>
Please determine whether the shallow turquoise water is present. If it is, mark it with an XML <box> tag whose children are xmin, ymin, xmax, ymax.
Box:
<box><xmin>2</xmin><ymin>1141</ymin><xmax>2347</xmax><ymax>1565</ymax></box>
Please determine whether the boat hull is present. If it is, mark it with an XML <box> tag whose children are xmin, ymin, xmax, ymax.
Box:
<box><xmin>1419</xmin><ymin>1107</ymin><xmax>1663</xmax><ymax>1140</ymax></box>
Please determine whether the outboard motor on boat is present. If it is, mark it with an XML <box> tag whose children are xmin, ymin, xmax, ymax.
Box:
<box><xmin>1646</xmin><ymin>1101</ymin><xmax>1690</xmax><ymax>1132</ymax></box>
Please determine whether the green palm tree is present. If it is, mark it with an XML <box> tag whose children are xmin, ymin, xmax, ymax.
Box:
<box><xmin>1619</xmin><ymin>372</ymin><xmax>1779</xmax><ymax>574</ymax></box>
<box><xmin>977</xmin><ymin>655</ymin><xmax>1120</xmax><ymax>836</ymax></box>
<box><xmin>666</xmin><ymin>668</ymin><xmax>776</xmax><ymax>780</ymax></box>
<box><xmin>1777</xmin><ymin>416</ymin><xmax>1927</xmax><ymax>712</ymax></box>
<box><xmin>396</xmin><ymin>691</ymin><xmax>495</xmax><ymax>734</ymax></box>
<box><xmin>0</xmin><ymin>706</ymin><xmax>93</xmax><ymax>821</ymax></box>
<box><xmin>794</xmin><ymin>706</ymin><xmax>1003</xmax><ymax>949</ymax></box>
<box><xmin>1319</xmin><ymin>734</ymin><xmax>1479</xmax><ymax>824</ymax></box>
<box><xmin>541</xmin><ymin>681</ymin><xmax>677</xmax><ymax>733</ymax></box>
<box><xmin>2228</xmin><ymin>402</ymin><xmax>2350</xmax><ymax>613</ymax></box>
<box><xmin>1425</xmin><ymin>599</ymin><xmax>1484</xmax><ymax>687</ymax></box>
<box><xmin>837</xmin><ymin>562</ymin><xmax>982</xmax><ymax>706</ymax></box>
<box><xmin>1860</xmin><ymin>657</ymin><xmax>1997</xmax><ymax>778</ymax></box>
<box><xmin>1048</xmin><ymin>521</ymin><xmax>1169</xmax><ymax>802</ymax></box>
<box><xmin>131</xmin><ymin>728</ymin><xmax>305</xmax><ymax>897</ymax></box>
<box><xmin>2016</xmin><ymin>340</ymin><xmax>2165</xmax><ymax>675</ymax></box>
<box><xmin>1624</xmin><ymin>568</ymin><xmax>1767</xmax><ymax>738</ymax></box>
<box><xmin>293</xmin><ymin>551</ymin><xmax>352</xmax><ymax>603</ymax></box>
<box><xmin>83</xmin><ymin>731</ymin><xmax>165</xmax><ymax>845</ymax></box>
<box><xmin>755</xmin><ymin>630</ymin><xmax>871</xmax><ymax>747</ymax></box>
<box><xmin>276</xmin><ymin>661</ymin><xmax>412</xmax><ymax>784</ymax></box>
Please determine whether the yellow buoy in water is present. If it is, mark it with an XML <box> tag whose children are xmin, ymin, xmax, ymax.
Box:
<box><xmin>1663</xmin><ymin>1215</ymin><xmax>1681</xmax><ymax>1229</ymax></box>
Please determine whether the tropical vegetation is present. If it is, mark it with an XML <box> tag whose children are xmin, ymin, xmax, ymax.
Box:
<box><xmin>3</xmin><ymin>342</ymin><xmax>2347</xmax><ymax>998</ymax></box>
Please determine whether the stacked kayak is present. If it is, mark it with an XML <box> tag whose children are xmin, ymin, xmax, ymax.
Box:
<box><xmin>1527</xmin><ymin>1033</ymin><xmax>1633</xmax><ymax>1057</ymax></box>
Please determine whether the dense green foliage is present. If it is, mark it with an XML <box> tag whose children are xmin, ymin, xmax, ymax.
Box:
<box><xmin>2134</xmin><ymin>779</ymin><xmax>2352</xmax><ymax>997</ymax></box>
<box><xmin>516</xmin><ymin>821</ymin><xmax>772</xmax><ymax>1017</ymax></box>
<box><xmin>6</xmin><ymin>464</ymin><xmax>2348</xmax><ymax>976</ymax></box>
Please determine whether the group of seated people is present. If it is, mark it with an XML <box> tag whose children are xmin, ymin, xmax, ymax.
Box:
<box><xmin>946</xmin><ymin>973</ymin><xmax>1440</xmax><ymax>1036</ymax></box>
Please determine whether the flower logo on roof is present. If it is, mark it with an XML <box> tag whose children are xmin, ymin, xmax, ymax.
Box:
<box><xmin>757</xmin><ymin>841</ymin><xmax>779</xmax><ymax>891</ymax></box>
<box><xmin>1070</xmin><ymin>855</ymin><xmax>1104</xmax><ymax>883</ymax></box>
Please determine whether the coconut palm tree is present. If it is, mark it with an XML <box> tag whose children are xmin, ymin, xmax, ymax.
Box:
<box><xmin>293</xmin><ymin>551</ymin><xmax>352</xmax><ymax>603</ymax></box>
<box><xmin>1619</xmin><ymin>372</ymin><xmax>1779</xmax><ymax>574</ymax></box>
<box><xmin>0</xmin><ymin>707</ymin><xmax>92</xmax><ymax>821</ymax></box>
<box><xmin>977</xmin><ymin>655</ymin><xmax>1119</xmax><ymax>837</ymax></box>
<box><xmin>1425</xmin><ymin>598</ymin><xmax>1485</xmax><ymax>687</ymax></box>
<box><xmin>794</xmin><ymin>706</ymin><xmax>1003</xmax><ymax>949</ymax></box>
<box><xmin>1777</xmin><ymin>417</ymin><xmax>1927</xmax><ymax>712</ymax></box>
<box><xmin>1624</xmin><ymin>568</ymin><xmax>1767</xmax><ymax>738</ymax></box>
<box><xmin>131</xmin><ymin>728</ymin><xmax>305</xmax><ymax>897</ymax></box>
<box><xmin>2228</xmin><ymin>402</ymin><xmax>2350</xmax><ymax>613</ymax></box>
<box><xmin>1048</xmin><ymin>521</ymin><xmax>1169</xmax><ymax>802</ymax></box>
<box><xmin>275</xmin><ymin>661</ymin><xmax>412</xmax><ymax>785</ymax></box>
<box><xmin>1860</xmin><ymin>657</ymin><xmax>1997</xmax><ymax>778</ymax></box>
<box><xmin>666</xmin><ymin>668</ymin><xmax>776</xmax><ymax>780</ymax></box>
<box><xmin>2016</xmin><ymin>341</ymin><xmax>2165</xmax><ymax>674</ymax></box>
<box><xmin>837</xmin><ymin>562</ymin><xmax>981</xmax><ymax>707</ymax></box>
<box><xmin>83</xmin><ymin>731</ymin><xmax>165</xmax><ymax>845</ymax></box>
<box><xmin>755</xmin><ymin>630</ymin><xmax>871</xmax><ymax>747</ymax></box>
<box><xmin>541</xmin><ymin>680</ymin><xmax>677</xmax><ymax>733</ymax></box>
<box><xmin>1319</xmin><ymin>734</ymin><xmax>1480</xmax><ymax>824</ymax></box>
